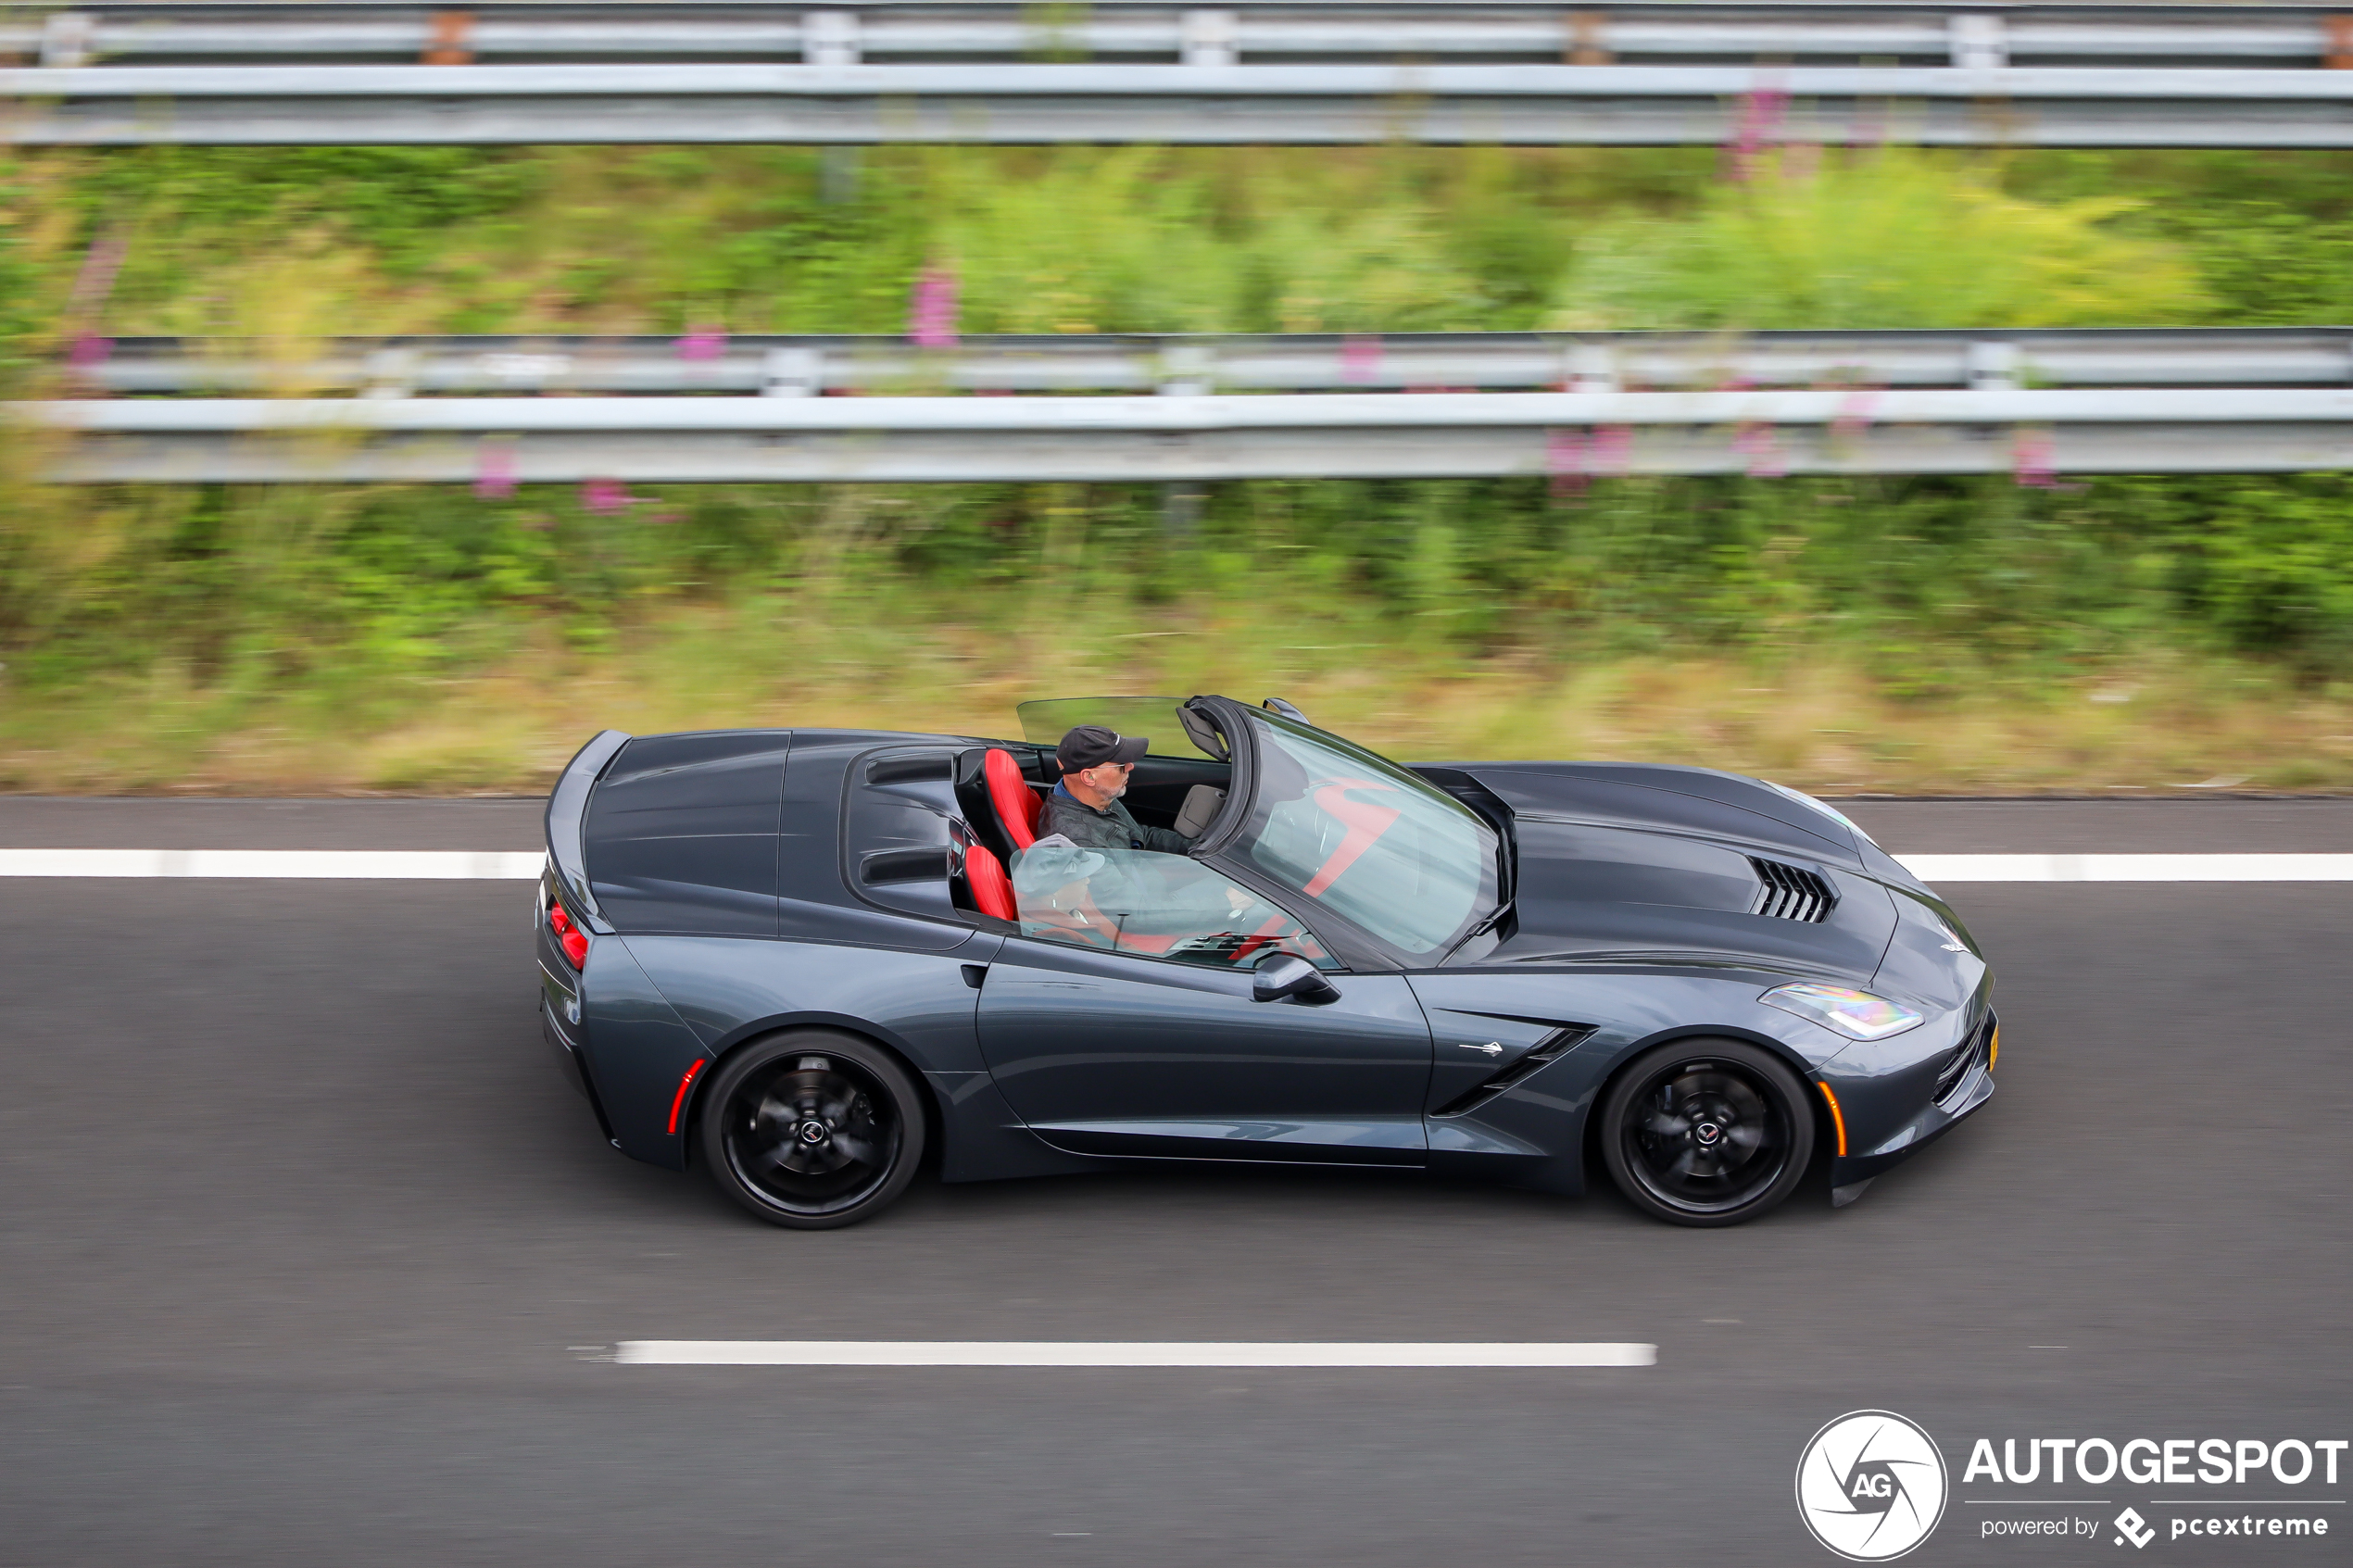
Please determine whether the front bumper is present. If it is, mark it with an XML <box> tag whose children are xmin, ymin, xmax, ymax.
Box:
<box><xmin>1832</xmin><ymin>1070</ymin><xmax>1994</xmax><ymax>1188</ymax></box>
<box><xmin>1828</xmin><ymin>1010</ymin><xmax>1998</xmax><ymax>1191</ymax></box>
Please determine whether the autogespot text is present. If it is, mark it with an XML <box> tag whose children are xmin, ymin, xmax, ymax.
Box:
<box><xmin>1963</xmin><ymin>1436</ymin><xmax>2346</xmax><ymax>1487</ymax></box>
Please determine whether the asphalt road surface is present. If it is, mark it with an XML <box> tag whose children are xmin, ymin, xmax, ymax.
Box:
<box><xmin>2</xmin><ymin>799</ymin><xmax>2347</xmax><ymax>1567</ymax></box>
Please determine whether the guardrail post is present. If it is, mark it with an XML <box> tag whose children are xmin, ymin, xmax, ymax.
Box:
<box><xmin>1182</xmin><ymin>10</ymin><xmax>1238</xmax><ymax>68</ymax></box>
<box><xmin>805</xmin><ymin>11</ymin><xmax>861</xmax><ymax>67</ymax></box>
<box><xmin>40</xmin><ymin>12</ymin><xmax>94</xmax><ymax>69</ymax></box>
<box><xmin>1968</xmin><ymin>340</ymin><xmax>2020</xmax><ymax>390</ymax></box>
<box><xmin>1567</xmin><ymin>340</ymin><xmax>1619</xmax><ymax>393</ymax></box>
<box><xmin>1160</xmin><ymin>337</ymin><xmax>1211</xmax><ymax>535</ymax></box>
<box><xmin>1161</xmin><ymin>484</ymin><xmax>1206</xmax><ymax>536</ymax></box>
<box><xmin>362</xmin><ymin>349</ymin><xmax>417</xmax><ymax>400</ymax></box>
<box><xmin>1159</xmin><ymin>344</ymin><xmax>1213</xmax><ymax>395</ymax></box>
<box><xmin>763</xmin><ymin>347</ymin><xmax>823</xmax><ymax>397</ymax></box>
<box><xmin>424</xmin><ymin>10</ymin><xmax>473</xmax><ymax>66</ymax></box>
<box><xmin>1949</xmin><ymin>15</ymin><xmax>2007</xmax><ymax>70</ymax></box>
<box><xmin>1566</xmin><ymin>11</ymin><xmax>1611</xmax><ymax>67</ymax></box>
<box><xmin>2329</xmin><ymin>15</ymin><xmax>2353</xmax><ymax>69</ymax></box>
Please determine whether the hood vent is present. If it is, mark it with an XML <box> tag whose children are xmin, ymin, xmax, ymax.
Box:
<box><xmin>1750</xmin><ymin>859</ymin><xmax>1836</xmax><ymax>922</ymax></box>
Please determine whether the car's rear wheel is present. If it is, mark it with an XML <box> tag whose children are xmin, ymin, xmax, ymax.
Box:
<box><xmin>698</xmin><ymin>1031</ymin><xmax>925</xmax><ymax>1230</ymax></box>
<box><xmin>1600</xmin><ymin>1039</ymin><xmax>1815</xmax><ymax>1227</ymax></box>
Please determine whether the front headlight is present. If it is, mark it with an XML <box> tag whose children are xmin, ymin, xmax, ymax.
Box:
<box><xmin>1760</xmin><ymin>982</ymin><xmax>1924</xmax><ymax>1041</ymax></box>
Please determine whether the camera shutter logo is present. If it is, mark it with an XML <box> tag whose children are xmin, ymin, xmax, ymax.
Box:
<box><xmin>1795</xmin><ymin>1410</ymin><xmax>1949</xmax><ymax>1562</ymax></box>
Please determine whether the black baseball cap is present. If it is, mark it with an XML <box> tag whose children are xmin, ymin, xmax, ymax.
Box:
<box><xmin>1057</xmin><ymin>724</ymin><xmax>1150</xmax><ymax>771</ymax></box>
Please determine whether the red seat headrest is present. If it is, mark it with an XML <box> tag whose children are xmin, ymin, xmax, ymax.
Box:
<box><xmin>965</xmin><ymin>842</ymin><xmax>1016</xmax><ymax>922</ymax></box>
<box><xmin>983</xmin><ymin>747</ymin><xmax>1043</xmax><ymax>851</ymax></box>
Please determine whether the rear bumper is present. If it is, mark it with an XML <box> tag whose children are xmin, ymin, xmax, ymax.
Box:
<box><xmin>540</xmin><ymin>991</ymin><xmax>590</xmax><ymax>1099</ymax></box>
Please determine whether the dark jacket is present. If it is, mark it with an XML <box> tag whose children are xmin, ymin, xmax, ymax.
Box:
<box><xmin>1038</xmin><ymin>781</ymin><xmax>1193</xmax><ymax>855</ymax></box>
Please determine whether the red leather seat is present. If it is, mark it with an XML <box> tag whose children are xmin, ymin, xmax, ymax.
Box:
<box><xmin>965</xmin><ymin>842</ymin><xmax>1017</xmax><ymax>922</ymax></box>
<box><xmin>984</xmin><ymin>747</ymin><xmax>1044</xmax><ymax>851</ymax></box>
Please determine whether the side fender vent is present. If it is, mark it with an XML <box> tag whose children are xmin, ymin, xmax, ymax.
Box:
<box><xmin>1431</xmin><ymin>1025</ymin><xmax>1596</xmax><ymax>1119</ymax></box>
<box><xmin>1750</xmin><ymin>858</ymin><xmax>1836</xmax><ymax>923</ymax></box>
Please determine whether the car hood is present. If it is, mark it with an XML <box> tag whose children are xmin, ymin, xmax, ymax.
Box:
<box><xmin>1444</xmin><ymin>761</ymin><xmax>1917</xmax><ymax>983</ymax></box>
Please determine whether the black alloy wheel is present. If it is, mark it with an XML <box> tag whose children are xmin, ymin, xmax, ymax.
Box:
<box><xmin>1599</xmin><ymin>1038</ymin><xmax>1815</xmax><ymax>1227</ymax></box>
<box><xmin>698</xmin><ymin>1031</ymin><xmax>926</xmax><ymax>1230</ymax></box>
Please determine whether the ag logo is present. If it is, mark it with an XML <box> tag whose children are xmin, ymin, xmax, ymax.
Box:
<box><xmin>1795</xmin><ymin>1410</ymin><xmax>1949</xmax><ymax>1562</ymax></box>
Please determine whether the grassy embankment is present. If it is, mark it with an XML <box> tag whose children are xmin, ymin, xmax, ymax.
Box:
<box><xmin>5</xmin><ymin>144</ymin><xmax>2353</xmax><ymax>794</ymax></box>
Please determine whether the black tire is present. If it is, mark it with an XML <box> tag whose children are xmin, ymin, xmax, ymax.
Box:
<box><xmin>698</xmin><ymin>1030</ymin><xmax>926</xmax><ymax>1230</ymax></box>
<box><xmin>1599</xmin><ymin>1038</ymin><xmax>1816</xmax><ymax>1227</ymax></box>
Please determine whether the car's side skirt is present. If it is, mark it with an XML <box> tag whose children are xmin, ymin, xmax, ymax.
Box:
<box><xmin>1028</xmin><ymin>1118</ymin><xmax>1428</xmax><ymax>1168</ymax></box>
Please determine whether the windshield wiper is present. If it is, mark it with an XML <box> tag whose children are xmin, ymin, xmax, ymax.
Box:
<box><xmin>1448</xmin><ymin>898</ymin><xmax>1514</xmax><ymax>958</ymax></box>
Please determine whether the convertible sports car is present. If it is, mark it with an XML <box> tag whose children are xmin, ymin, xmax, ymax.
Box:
<box><xmin>535</xmin><ymin>696</ymin><xmax>1994</xmax><ymax>1230</ymax></box>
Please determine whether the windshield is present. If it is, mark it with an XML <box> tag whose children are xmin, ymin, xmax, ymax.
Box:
<box><xmin>1231</xmin><ymin>710</ymin><xmax>1497</xmax><ymax>955</ymax></box>
<box><xmin>1015</xmin><ymin>697</ymin><xmax>1220</xmax><ymax>760</ymax></box>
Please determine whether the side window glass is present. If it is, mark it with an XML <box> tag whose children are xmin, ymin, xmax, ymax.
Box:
<box><xmin>1009</xmin><ymin>845</ymin><xmax>1337</xmax><ymax>971</ymax></box>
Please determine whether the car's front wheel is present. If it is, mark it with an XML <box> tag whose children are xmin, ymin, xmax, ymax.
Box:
<box><xmin>698</xmin><ymin>1031</ymin><xmax>925</xmax><ymax>1230</ymax></box>
<box><xmin>1599</xmin><ymin>1039</ymin><xmax>1815</xmax><ymax>1227</ymax></box>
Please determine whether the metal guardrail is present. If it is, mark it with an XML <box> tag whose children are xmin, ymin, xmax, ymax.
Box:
<box><xmin>26</xmin><ymin>328</ymin><xmax>2353</xmax><ymax>481</ymax></box>
<box><xmin>9</xmin><ymin>3</ymin><xmax>2353</xmax><ymax>146</ymax></box>
<box><xmin>16</xmin><ymin>3</ymin><xmax>2353</xmax><ymax>69</ymax></box>
<box><xmin>69</xmin><ymin>328</ymin><xmax>2353</xmax><ymax>395</ymax></box>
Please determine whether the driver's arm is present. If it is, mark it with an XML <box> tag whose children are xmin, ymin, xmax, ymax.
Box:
<box><xmin>1139</xmin><ymin>825</ymin><xmax>1194</xmax><ymax>854</ymax></box>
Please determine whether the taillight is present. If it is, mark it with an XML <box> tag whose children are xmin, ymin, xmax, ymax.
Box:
<box><xmin>548</xmin><ymin>899</ymin><xmax>589</xmax><ymax>971</ymax></box>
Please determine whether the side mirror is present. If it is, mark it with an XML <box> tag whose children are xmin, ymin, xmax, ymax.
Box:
<box><xmin>1252</xmin><ymin>952</ymin><xmax>1340</xmax><ymax>1005</ymax></box>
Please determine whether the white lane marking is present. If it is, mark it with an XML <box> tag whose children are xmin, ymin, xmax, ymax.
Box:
<box><xmin>0</xmin><ymin>848</ymin><xmax>545</xmax><ymax>878</ymax></box>
<box><xmin>615</xmin><ymin>1341</ymin><xmax>1658</xmax><ymax>1367</ymax></box>
<box><xmin>4</xmin><ymin>848</ymin><xmax>2352</xmax><ymax>884</ymax></box>
<box><xmin>1895</xmin><ymin>852</ymin><xmax>2353</xmax><ymax>882</ymax></box>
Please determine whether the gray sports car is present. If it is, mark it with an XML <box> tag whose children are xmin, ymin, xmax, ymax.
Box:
<box><xmin>536</xmin><ymin>695</ymin><xmax>1994</xmax><ymax>1229</ymax></box>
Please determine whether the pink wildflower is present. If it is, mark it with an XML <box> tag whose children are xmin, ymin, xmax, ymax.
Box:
<box><xmin>675</xmin><ymin>326</ymin><xmax>727</xmax><ymax>363</ymax></box>
<box><xmin>582</xmin><ymin>477</ymin><xmax>638</xmax><ymax>514</ymax></box>
<box><xmin>1546</xmin><ymin>428</ymin><xmax>1590</xmax><ymax>499</ymax></box>
<box><xmin>2013</xmin><ymin>429</ymin><xmax>2057</xmax><ymax>488</ymax></box>
<box><xmin>1831</xmin><ymin>389</ymin><xmax>1881</xmax><ymax>443</ymax></box>
<box><xmin>474</xmin><ymin>444</ymin><xmax>517</xmax><ymax>500</ymax></box>
<box><xmin>1727</xmin><ymin>76</ymin><xmax>1789</xmax><ymax>182</ymax></box>
<box><xmin>1592</xmin><ymin>424</ymin><xmax>1634</xmax><ymax>476</ymax></box>
<box><xmin>910</xmin><ymin>264</ymin><xmax>959</xmax><ymax>349</ymax></box>
<box><xmin>1733</xmin><ymin>422</ymin><xmax>1788</xmax><ymax>479</ymax></box>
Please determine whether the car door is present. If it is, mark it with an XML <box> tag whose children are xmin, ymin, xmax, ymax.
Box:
<box><xmin>974</xmin><ymin>847</ymin><xmax>1432</xmax><ymax>1164</ymax></box>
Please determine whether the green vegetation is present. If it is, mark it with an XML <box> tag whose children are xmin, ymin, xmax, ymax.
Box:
<box><xmin>4</xmin><ymin>144</ymin><xmax>2353</xmax><ymax>793</ymax></box>
<box><xmin>30</xmin><ymin>144</ymin><xmax>2249</xmax><ymax>336</ymax></box>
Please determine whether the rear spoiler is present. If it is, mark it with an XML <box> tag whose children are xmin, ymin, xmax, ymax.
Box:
<box><xmin>544</xmin><ymin>729</ymin><xmax>630</xmax><ymax>934</ymax></box>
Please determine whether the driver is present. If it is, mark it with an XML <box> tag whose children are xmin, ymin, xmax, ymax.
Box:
<box><xmin>1040</xmin><ymin>724</ymin><xmax>1196</xmax><ymax>854</ymax></box>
